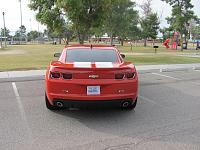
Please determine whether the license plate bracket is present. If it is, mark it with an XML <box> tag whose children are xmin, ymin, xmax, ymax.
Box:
<box><xmin>87</xmin><ymin>86</ymin><xmax>100</xmax><ymax>95</ymax></box>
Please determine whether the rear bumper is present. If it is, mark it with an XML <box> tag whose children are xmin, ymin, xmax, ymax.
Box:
<box><xmin>47</xmin><ymin>92</ymin><xmax>137</xmax><ymax>105</ymax></box>
<box><xmin>45</xmin><ymin>77</ymin><xmax>138</xmax><ymax>105</ymax></box>
<box><xmin>53</xmin><ymin>98</ymin><xmax>136</xmax><ymax>108</ymax></box>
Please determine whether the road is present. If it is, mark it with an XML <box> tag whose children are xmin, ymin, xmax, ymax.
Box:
<box><xmin>1</xmin><ymin>70</ymin><xmax>200</xmax><ymax>150</ymax></box>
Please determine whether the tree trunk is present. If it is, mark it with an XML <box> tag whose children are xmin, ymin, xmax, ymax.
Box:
<box><xmin>153</xmin><ymin>39</ymin><xmax>155</xmax><ymax>46</ymax></box>
<box><xmin>130</xmin><ymin>42</ymin><xmax>133</xmax><ymax>52</ymax></box>
<box><xmin>59</xmin><ymin>37</ymin><xmax>62</xmax><ymax>44</ymax></box>
<box><xmin>184</xmin><ymin>36</ymin><xmax>188</xmax><ymax>50</ymax></box>
<box><xmin>110</xmin><ymin>33</ymin><xmax>113</xmax><ymax>46</ymax></box>
<box><xmin>64</xmin><ymin>35</ymin><xmax>68</xmax><ymax>46</ymax></box>
<box><xmin>121</xmin><ymin>39</ymin><xmax>124</xmax><ymax>46</ymax></box>
<box><xmin>78</xmin><ymin>33</ymin><xmax>85</xmax><ymax>44</ymax></box>
<box><xmin>65</xmin><ymin>39</ymin><xmax>69</xmax><ymax>45</ymax></box>
<box><xmin>180</xmin><ymin>34</ymin><xmax>183</xmax><ymax>51</ymax></box>
<box><xmin>144</xmin><ymin>38</ymin><xmax>147</xmax><ymax>47</ymax></box>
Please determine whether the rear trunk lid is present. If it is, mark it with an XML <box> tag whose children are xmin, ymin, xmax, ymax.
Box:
<box><xmin>50</xmin><ymin>61</ymin><xmax>134</xmax><ymax>79</ymax></box>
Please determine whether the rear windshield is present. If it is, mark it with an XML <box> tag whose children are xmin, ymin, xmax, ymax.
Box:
<box><xmin>66</xmin><ymin>48</ymin><xmax>119</xmax><ymax>62</ymax></box>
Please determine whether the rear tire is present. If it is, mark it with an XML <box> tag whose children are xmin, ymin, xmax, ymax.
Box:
<box><xmin>45</xmin><ymin>93</ymin><xmax>59</xmax><ymax>110</ymax></box>
<box><xmin>123</xmin><ymin>98</ymin><xmax>137</xmax><ymax>110</ymax></box>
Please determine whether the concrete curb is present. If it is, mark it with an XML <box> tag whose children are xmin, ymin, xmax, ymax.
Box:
<box><xmin>136</xmin><ymin>63</ymin><xmax>200</xmax><ymax>73</ymax></box>
<box><xmin>193</xmin><ymin>66</ymin><xmax>200</xmax><ymax>70</ymax></box>
<box><xmin>0</xmin><ymin>70</ymin><xmax>46</xmax><ymax>79</ymax></box>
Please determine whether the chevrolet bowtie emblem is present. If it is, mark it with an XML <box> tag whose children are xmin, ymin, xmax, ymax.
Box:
<box><xmin>89</xmin><ymin>75</ymin><xmax>99</xmax><ymax>79</ymax></box>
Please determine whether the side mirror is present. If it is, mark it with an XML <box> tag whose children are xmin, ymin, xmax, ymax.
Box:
<box><xmin>54</xmin><ymin>53</ymin><xmax>61</xmax><ymax>58</ymax></box>
<box><xmin>120</xmin><ymin>54</ymin><xmax>125</xmax><ymax>59</ymax></box>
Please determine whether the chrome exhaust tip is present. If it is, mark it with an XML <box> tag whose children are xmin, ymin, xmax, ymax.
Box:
<box><xmin>56</xmin><ymin>101</ymin><xmax>64</xmax><ymax>107</ymax></box>
<box><xmin>122</xmin><ymin>101</ymin><xmax>130</xmax><ymax>108</ymax></box>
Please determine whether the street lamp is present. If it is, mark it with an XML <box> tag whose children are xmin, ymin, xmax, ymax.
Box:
<box><xmin>2</xmin><ymin>12</ymin><xmax>7</xmax><ymax>47</ymax></box>
<box><xmin>19</xmin><ymin>0</ymin><xmax>23</xmax><ymax>44</ymax></box>
<box><xmin>0</xmin><ymin>33</ymin><xmax>2</xmax><ymax>49</ymax></box>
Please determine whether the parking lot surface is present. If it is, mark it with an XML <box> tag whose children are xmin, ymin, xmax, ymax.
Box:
<box><xmin>1</xmin><ymin>70</ymin><xmax>200</xmax><ymax>150</ymax></box>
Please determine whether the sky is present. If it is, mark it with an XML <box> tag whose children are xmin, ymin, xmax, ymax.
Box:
<box><xmin>135</xmin><ymin>0</ymin><xmax>200</xmax><ymax>28</ymax></box>
<box><xmin>0</xmin><ymin>0</ymin><xmax>200</xmax><ymax>35</ymax></box>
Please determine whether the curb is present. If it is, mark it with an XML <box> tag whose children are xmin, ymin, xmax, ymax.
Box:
<box><xmin>193</xmin><ymin>66</ymin><xmax>200</xmax><ymax>70</ymax></box>
<box><xmin>0</xmin><ymin>70</ymin><xmax>45</xmax><ymax>79</ymax></box>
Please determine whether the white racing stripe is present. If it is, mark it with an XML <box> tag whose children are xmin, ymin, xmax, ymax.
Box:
<box><xmin>152</xmin><ymin>73</ymin><xmax>181</xmax><ymax>80</ymax></box>
<box><xmin>12</xmin><ymin>82</ymin><xmax>33</xmax><ymax>143</ymax></box>
<box><xmin>74</xmin><ymin>62</ymin><xmax>91</xmax><ymax>68</ymax></box>
<box><xmin>95</xmin><ymin>62</ymin><xmax>114</xmax><ymax>68</ymax></box>
<box><xmin>73</xmin><ymin>62</ymin><xmax>114</xmax><ymax>68</ymax></box>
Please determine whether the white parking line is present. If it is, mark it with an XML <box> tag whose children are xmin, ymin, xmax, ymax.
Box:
<box><xmin>152</xmin><ymin>73</ymin><xmax>181</xmax><ymax>80</ymax></box>
<box><xmin>194</xmin><ymin>70</ymin><xmax>200</xmax><ymax>72</ymax></box>
<box><xmin>12</xmin><ymin>82</ymin><xmax>33</xmax><ymax>143</ymax></box>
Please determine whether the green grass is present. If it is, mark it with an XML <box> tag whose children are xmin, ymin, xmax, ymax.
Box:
<box><xmin>0</xmin><ymin>44</ymin><xmax>200</xmax><ymax>71</ymax></box>
<box><xmin>126</xmin><ymin>55</ymin><xmax>200</xmax><ymax>65</ymax></box>
<box><xmin>117</xmin><ymin>44</ymin><xmax>200</xmax><ymax>54</ymax></box>
<box><xmin>0</xmin><ymin>44</ymin><xmax>63</xmax><ymax>71</ymax></box>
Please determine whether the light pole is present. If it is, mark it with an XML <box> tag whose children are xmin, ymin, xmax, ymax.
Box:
<box><xmin>0</xmin><ymin>32</ymin><xmax>2</xmax><ymax>49</ymax></box>
<box><xmin>2</xmin><ymin>12</ymin><xmax>7</xmax><ymax>47</ymax></box>
<box><xmin>19</xmin><ymin>0</ymin><xmax>23</xmax><ymax>44</ymax></box>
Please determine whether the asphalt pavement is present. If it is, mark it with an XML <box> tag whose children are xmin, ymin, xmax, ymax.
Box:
<box><xmin>1</xmin><ymin>69</ymin><xmax>200</xmax><ymax>150</ymax></box>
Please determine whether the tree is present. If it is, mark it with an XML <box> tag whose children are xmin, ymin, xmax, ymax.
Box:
<box><xmin>20</xmin><ymin>25</ymin><xmax>27</xmax><ymax>38</ymax></box>
<box><xmin>57</xmin><ymin>0</ymin><xmax>107</xmax><ymax>44</ymax></box>
<box><xmin>160</xmin><ymin>27</ymin><xmax>173</xmax><ymax>41</ymax></box>
<box><xmin>141</xmin><ymin>13</ymin><xmax>160</xmax><ymax>46</ymax></box>
<box><xmin>27</xmin><ymin>31</ymin><xmax>41</xmax><ymax>41</ymax></box>
<box><xmin>162</xmin><ymin>0</ymin><xmax>198</xmax><ymax>50</ymax></box>
<box><xmin>29</xmin><ymin>0</ymin><xmax>67</xmax><ymax>44</ymax></box>
<box><xmin>104</xmin><ymin>0</ymin><xmax>139</xmax><ymax>46</ymax></box>
<box><xmin>52</xmin><ymin>22</ymin><xmax>75</xmax><ymax>45</ymax></box>
<box><xmin>115</xmin><ymin>1</ymin><xmax>139</xmax><ymax>46</ymax></box>
<box><xmin>139</xmin><ymin>0</ymin><xmax>152</xmax><ymax>17</ymax></box>
<box><xmin>91</xmin><ymin>26</ymin><xmax>105</xmax><ymax>43</ymax></box>
<box><xmin>125</xmin><ymin>7</ymin><xmax>140</xmax><ymax>44</ymax></box>
<box><xmin>140</xmin><ymin>0</ymin><xmax>160</xmax><ymax>47</ymax></box>
<box><xmin>0</xmin><ymin>28</ymin><xmax>10</xmax><ymax>38</ymax></box>
<box><xmin>14</xmin><ymin>25</ymin><xmax>27</xmax><ymax>41</ymax></box>
<box><xmin>191</xmin><ymin>25</ymin><xmax>200</xmax><ymax>40</ymax></box>
<box><xmin>29</xmin><ymin>0</ymin><xmax>107</xmax><ymax>44</ymax></box>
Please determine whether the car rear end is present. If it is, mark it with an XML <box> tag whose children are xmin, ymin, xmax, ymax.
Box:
<box><xmin>45</xmin><ymin>46</ymin><xmax>138</xmax><ymax>109</ymax></box>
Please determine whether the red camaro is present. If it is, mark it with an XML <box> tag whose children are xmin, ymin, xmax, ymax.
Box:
<box><xmin>45</xmin><ymin>45</ymin><xmax>138</xmax><ymax>110</ymax></box>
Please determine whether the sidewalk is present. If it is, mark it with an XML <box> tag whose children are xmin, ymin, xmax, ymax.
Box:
<box><xmin>0</xmin><ymin>63</ymin><xmax>200</xmax><ymax>79</ymax></box>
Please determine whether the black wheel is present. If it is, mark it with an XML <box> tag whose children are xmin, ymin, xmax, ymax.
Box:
<box><xmin>127</xmin><ymin>98</ymin><xmax>137</xmax><ymax>110</ymax></box>
<box><xmin>45</xmin><ymin>93</ymin><xmax>59</xmax><ymax>110</ymax></box>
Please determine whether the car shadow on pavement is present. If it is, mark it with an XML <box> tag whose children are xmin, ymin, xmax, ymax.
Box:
<box><xmin>52</xmin><ymin>107</ymin><xmax>138</xmax><ymax>137</ymax></box>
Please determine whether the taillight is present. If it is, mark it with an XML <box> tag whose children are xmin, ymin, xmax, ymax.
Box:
<box><xmin>62</xmin><ymin>73</ymin><xmax>72</xmax><ymax>80</ymax></box>
<box><xmin>50</xmin><ymin>72</ymin><xmax>61</xmax><ymax>79</ymax></box>
<box><xmin>126</xmin><ymin>72</ymin><xmax>136</xmax><ymax>79</ymax></box>
<box><xmin>115</xmin><ymin>73</ymin><xmax>125</xmax><ymax>80</ymax></box>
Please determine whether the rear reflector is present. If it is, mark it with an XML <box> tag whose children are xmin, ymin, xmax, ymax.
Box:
<box><xmin>50</xmin><ymin>72</ymin><xmax>60</xmax><ymax>79</ymax></box>
<box><xmin>62</xmin><ymin>73</ymin><xmax>72</xmax><ymax>80</ymax></box>
<box><xmin>115</xmin><ymin>73</ymin><xmax>125</xmax><ymax>80</ymax></box>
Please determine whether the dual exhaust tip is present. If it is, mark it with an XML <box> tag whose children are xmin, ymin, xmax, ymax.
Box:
<box><xmin>56</xmin><ymin>101</ymin><xmax>64</xmax><ymax>107</ymax></box>
<box><xmin>122</xmin><ymin>101</ymin><xmax>131</xmax><ymax>108</ymax></box>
